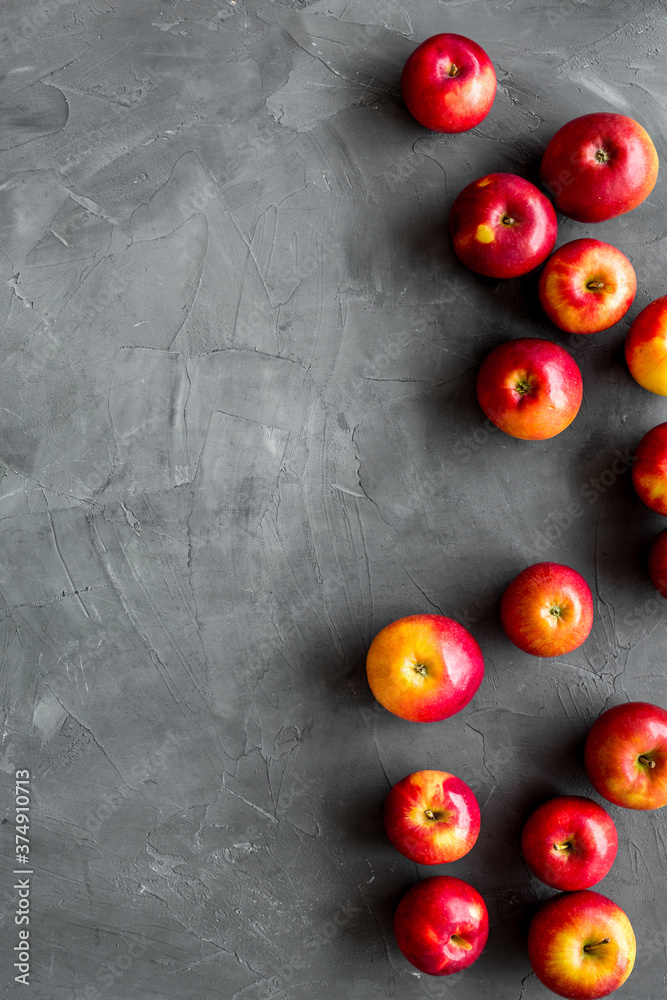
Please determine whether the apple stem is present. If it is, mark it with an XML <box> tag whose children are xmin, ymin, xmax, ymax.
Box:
<box><xmin>448</xmin><ymin>63</ymin><xmax>459</xmax><ymax>76</ymax></box>
<box><xmin>552</xmin><ymin>842</ymin><xmax>570</xmax><ymax>852</ymax></box>
<box><xmin>587</xmin><ymin>281</ymin><xmax>605</xmax><ymax>289</ymax></box>
<box><xmin>424</xmin><ymin>808</ymin><xmax>436</xmax><ymax>820</ymax></box>
<box><xmin>639</xmin><ymin>755</ymin><xmax>656</xmax><ymax>768</ymax></box>
<box><xmin>583</xmin><ymin>938</ymin><xmax>610</xmax><ymax>953</ymax></box>
<box><xmin>502</xmin><ymin>215</ymin><xmax>515</xmax><ymax>226</ymax></box>
<box><xmin>450</xmin><ymin>934</ymin><xmax>473</xmax><ymax>951</ymax></box>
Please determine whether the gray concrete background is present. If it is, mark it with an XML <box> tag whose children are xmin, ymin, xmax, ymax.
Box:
<box><xmin>1</xmin><ymin>0</ymin><xmax>666</xmax><ymax>997</ymax></box>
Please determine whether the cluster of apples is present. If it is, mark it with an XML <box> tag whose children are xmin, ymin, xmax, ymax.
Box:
<box><xmin>367</xmin><ymin>612</ymin><xmax>667</xmax><ymax>996</ymax></box>
<box><xmin>406</xmin><ymin>32</ymin><xmax>667</xmax><ymax>596</ymax></box>
<box><xmin>360</xmin><ymin>29</ymin><xmax>667</xmax><ymax>1000</ymax></box>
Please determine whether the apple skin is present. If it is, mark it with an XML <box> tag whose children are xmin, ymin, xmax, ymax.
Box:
<box><xmin>476</xmin><ymin>337</ymin><xmax>583</xmax><ymax>441</ymax></box>
<box><xmin>521</xmin><ymin>796</ymin><xmax>618</xmax><ymax>891</ymax></box>
<box><xmin>449</xmin><ymin>173</ymin><xmax>557</xmax><ymax>278</ymax></box>
<box><xmin>648</xmin><ymin>529</ymin><xmax>667</xmax><ymax>598</ymax></box>
<box><xmin>584</xmin><ymin>702</ymin><xmax>667</xmax><ymax>810</ymax></box>
<box><xmin>527</xmin><ymin>890</ymin><xmax>636</xmax><ymax>1000</ymax></box>
<box><xmin>500</xmin><ymin>562</ymin><xmax>594</xmax><ymax>657</ymax></box>
<box><xmin>384</xmin><ymin>770</ymin><xmax>481</xmax><ymax>865</ymax></box>
<box><xmin>632</xmin><ymin>422</ymin><xmax>667</xmax><ymax>515</ymax></box>
<box><xmin>540</xmin><ymin>112</ymin><xmax>659</xmax><ymax>222</ymax></box>
<box><xmin>366</xmin><ymin>615</ymin><xmax>484</xmax><ymax>723</ymax></box>
<box><xmin>538</xmin><ymin>238</ymin><xmax>636</xmax><ymax>335</ymax></box>
<box><xmin>394</xmin><ymin>875</ymin><xmax>488</xmax><ymax>976</ymax></box>
<box><xmin>401</xmin><ymin>33</ymin><xmax>496</xmax><ymax>134</ymax></box>
<box><xmin>625</xmin><ymin>295</ymin><xmax>667</xmax><ymax>395</ymax></box>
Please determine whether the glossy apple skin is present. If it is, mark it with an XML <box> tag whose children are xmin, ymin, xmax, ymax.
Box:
<box><xmin>476</xmin><ymin>338</ymin><xmax>583</xmax><ymax>441</ymax></box>
<box><xmin>521</xmin><ymin>796</ymin><xmax>618</xmax><ymax>891</ymax></box>
<box><xmin>584</xmin><ymin>702</ymin><xmax>667</xmax><ymax>810</ymax></box>
<box><xmin>625</xmin><ymin>296</ymin><xmax>667</xmax><ymax>395</ymax></box>
<box><xmin>401</xmin><ymin>33</ymin><xmax>496</xmax><ymax>134</ymax></box>
<box><xmin>394</xmin><ymin>876</ymin><xmax>488</xmax><ymax>976</ymax></box>
<box><xmin>449</xmin><ymin>173</ymin><xmax>557</xmax><ymax>278</ymax></box>
<box><xmin>538</xmin><ymin>238</ymin><xmax>636</xmax><ymax>334</ymax></box>
<box><xmin>366</xmin><ymin>615</ymin><xmax>484</xmax><ymax>723</ymax></box>
<box><xmin>632</xmin><ymin>422</ymin><xmax>667</xmax><ymax>515</ymax></box>
<box><xmin>648</xmin><ymin>529</ymin><xmax>667</xmax><ymax>598</ymax></box>
<box><xmin>540</xmin><ymin>112</ymin><xmax>659</xmax><ymax>222</ymax></box>
<box><xmin>527</xmin><ymin>890</ymin><xmax>636</xmax><ymax>1000</ymax></box>
<box><xmin>384</xmin><ymin>770</ymin><xmax>480</xmax><ymax>865</ymax></box>
<box><xmin>500</xmin><ymin>562</ymin><xmax>594</xmax><ymax>657</ymax></box>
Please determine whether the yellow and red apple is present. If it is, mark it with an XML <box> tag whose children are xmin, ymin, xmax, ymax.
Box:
<box><xmin>521</xmin><ymin>796</ymin><xmax>617</xmax><ymax>891</ymax></box>
<box><xmin>476</xmin><ymin>338</ymin><xmax>583</xmax><ymax>441</ymax></box>
<box><xmin>394</xmin><ymin>875</ymin><xmax>488</xmax><ymax>976</ymax></box>
<box><xmin>538</xmin><ymin>238</ymin><xmax>636</xmax><ymax>334</ymax></box>
<box><xmin>528</xmin><ymin>890</ymin><xmax>636</xmax><ymax>999</ymax></box>
<box><xmin>384</xmin><ymin>770</ymin><xmax>480</xmax><ymax>865</ymax></box>
<box><xmin>584</xmin><ymin>701</ymin><xmax>667</xmax><ymax>810</ymax></box>
<box><xmin>366</xmin><ymin>615</ymin><xmax>484</xmax><ymax>723</ymax></box>
<box><xmin>540</xmin><ymin>112</ymin><xmax>659</xmax><ymax>222</ymax></box>
<box><xmin>625</xmin><ymin>295</ymin><xmax>667</xmax><ymax>395</ymax></box>
<box><xmin>632</xmin><ymin>422</ymin><xmax>667</xmax><ymax>515</ymax></box>
<box><xmin>401</xmin><ymin>33</ymin><xmax>496</xmax><ymax>133</ymax></box>
<box><xmin>449</xmin><ymin>173</ymin><xmax>557</xmax><ymax>278</ymax></box>
<box><xmin>500</xmin><ymin>561</ymin><xmax>594</xmax><ymax>657</ymax></box>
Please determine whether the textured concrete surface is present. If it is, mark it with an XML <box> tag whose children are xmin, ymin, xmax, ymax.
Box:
<box><xmin>1</xmin><ymin>1</ymin><xmax>667</xmax><ymax>997</ymax></box>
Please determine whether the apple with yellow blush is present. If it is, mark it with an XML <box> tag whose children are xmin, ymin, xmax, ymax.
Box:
<box><xmin>366</xmin><ymin>615</ymin><xmax>484</xmax><ymax>723</ymax></box>
<box><xmin>625</xmin><ymin>295</ymin><xmax>667</xmax><ymax>395</ymax></box>
<box><xmin>538</xmin><ymin>238</ymin><xmax>636</xmax><ymax>335</ymax></box>
<box><xmin>540</xmin><ymin>112</ymin><xmax>658</xmax><ymax>223</ymax></box>
<box><xmin>584</xmin><ymin>701</ymin><xmax>667</xmax><ymax>810</ymax></box>
<box><xmin>500</xmin><ymin>562</ymin><xmax>594</xmax><ymax>657</ymax></box>
<box><xmin>632</xmin><ymin>422</ymin><xmax>667</xmax><ymax>515</ymax></box>
<box><xmin>384</xmin><ymin>770</ymin><xmax>480</xmax><ymax>865</ymax></box>
<box><xmin>528</xmin><ymin>890</ymin><xmax>636</xmax><ymax>999</ymax></box>
<box><xmin>449</xmin><ymin>173</ymin><xmax>557</xmax><ymax>278</ymax></box>
<box><xmin>401</xmin><ymin>33</ymin><xmax>496</xmax><ymax>134</ymax></box>
<box><xmin>476</xmin><ymin>338</ymin><xmax>583</xmax><ymax>441</ymax></box>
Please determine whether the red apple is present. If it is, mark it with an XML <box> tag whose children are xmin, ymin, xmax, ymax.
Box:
<box><xmin>521</xmin><ymin>796</ymin><xmax>618</xmax><ymax>891</ymax></box>
<box><xmin>648</xmin><ymin>529</ymin><xmax>667</xmax><ymax>598</ymax></box>
<box><xmin>384</xmin><ymin>770</ymin><xmax>480</xmax><ymax>865</ymax></box>
<box><xmin>401</xmin><ymin>33</ymin><xmax>496</xmax><ymax>133</ymax></box>
<box><xmin>394</xmin><ymin>875</ymin><xmax>488</xmax><ymax>976</ymax></box>
<box><xmin>584</xmin><ymin>701</ymin><xmax>667</xmax><ymax>810</ymax></box>
<box><xmin>632</xmin><ymin>421</ymin><xmax>667</xmax><ymax>515</ymax></box>
<box><xmin>449</xmin><ymin>173</ymin><xmax>557</xmax><ymax>278</ymax></box>
<box><xmin>528</xmin><ymin>890</ymin><xmax>636</xmax><ymax>1000</ymax></box>
<box><xmin>538</xmin><ymin>238</ymin><xmax>636</xmax><ymax>334</ymax></box>
<box><xmin>476</xmin><ymin>337</ymin><xmax>583</xmax><ymax>440</ymax></box>
<box><xmin>540</xmin><ymin>112</ymin><xmax>659</xmax><ymax>222</ymax></box>
<box><xmin>366</xmin><ymin>615</ymin><xmax>484</xmax><ymax>723</ymax></box>
<box><xmin>500</xmin><ymin>562</ymin><xmax>594</xmax><ymax>657</ymax></box>
<box><xmin>625</xmin><ymin>296</ymin><xmax>667</xmax><ymax>396</ymax></box>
